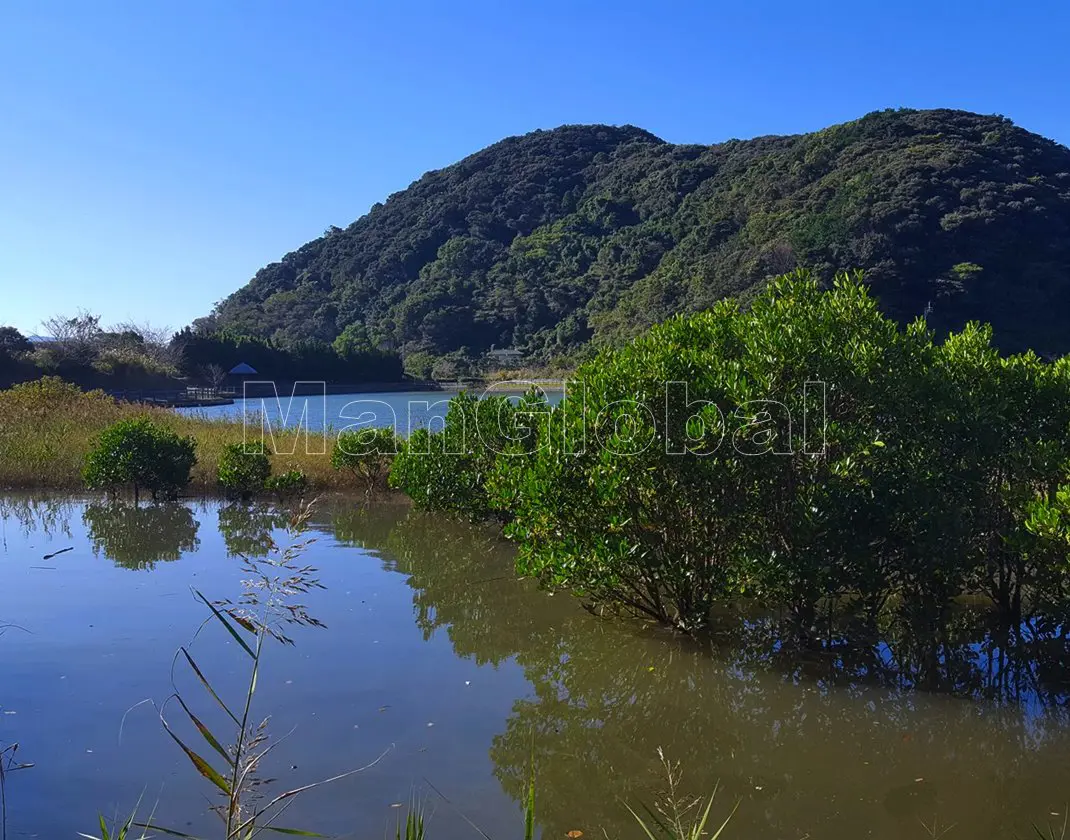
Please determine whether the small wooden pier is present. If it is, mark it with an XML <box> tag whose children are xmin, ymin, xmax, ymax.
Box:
<box><xmin>106</xmin><ymin>387</ymin><xmax>235</xmax><ymax>408</ymax></box>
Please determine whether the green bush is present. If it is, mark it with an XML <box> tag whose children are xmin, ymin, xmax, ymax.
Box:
<box><xmin>490</xmin><ymin>271</ymin><xmax>918</xmax><ymax>628</ymax></box>
<box><xmin>331</xmin><ymin>426</ymin><xmax>400</xmax><ymax>492</ymax></box>
<box><xmin>265</xmin><ymin>469</ymin><xmax>308</xmax><ymax>499</ymax></box>
<box><xmin>83</xmin><ymin>417</ymin><xmax>197</xmax><ymax>501</ymax></box>
<box><xmin>389</xmin><ymin>390</ymin><xmax>550</xmax><ymax>520</ymax></box>
<box><xmin>391</xmin><ymin>270</ymin><xmax>1070</xmax><ymax>632</ymax></box>
<box><xmin>217</xmin><ymin>443</ymin><xmax>272</xmax><ymax>499</ymax></box>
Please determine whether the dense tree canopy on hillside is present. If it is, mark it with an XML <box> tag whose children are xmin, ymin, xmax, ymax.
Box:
<box><xmin>211</xmin><ymin>109</ymin><xmax>1070</xmax><ymax>359</ymax></box>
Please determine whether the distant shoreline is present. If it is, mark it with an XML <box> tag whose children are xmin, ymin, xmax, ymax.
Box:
<box><xmin>237</xmin><ymin>380</ymin><xmax>445</xmax><ymax>397</ymax></box>
<box><xmin>234</xmin><ymin>379</ymin><xmax>566</xmax><ymax>398</ymax></box>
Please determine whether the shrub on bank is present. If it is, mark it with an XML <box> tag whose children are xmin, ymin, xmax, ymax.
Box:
<box><xmin>265</xmin><ymin>468</ymin><xmax>309</xmax><ymax>499</ymax></box>
<box><xmin>331</xmin><ymin>426</ymin><xmax>401</xmax><ymax>493</ymax></box>
<box><xmin>83</xmin><ymin>417</ymin><xmax>197</xmax><ymax>501</ymax></box>
<box><xmin>217</xmin><ymin>442</ymin><xmax>272</xmax><ymax>499</ymax></box>
<box><xmin>389</xmin><ymin>390</ymin><xmax>550</xmax><ymax>520</ymax></box>
<box><xmin>391</xmin><ymin>270</ymin><xmax>1070</xmax><ymax>631</ymax></box>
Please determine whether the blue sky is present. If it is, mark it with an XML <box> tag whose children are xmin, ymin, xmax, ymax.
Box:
<box><xmin>1</xmin><ymin>0</ymin><xmax>1068</xmax><ymax>335</ymax></box>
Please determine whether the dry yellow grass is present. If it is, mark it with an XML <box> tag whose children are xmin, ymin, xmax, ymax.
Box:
<box><xmin>0</xmin><ymin>377</ymin><xmax>350</xmax><ymax>493</ymax></box>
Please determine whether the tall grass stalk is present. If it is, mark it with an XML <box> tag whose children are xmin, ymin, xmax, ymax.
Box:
<box><xmin>0</xmin><ymin>742</ymin><xmax>34</xmax><ymax>840</ymax></box>
<box><xmin>395</xmin><ymin>795</ymin><xmax>425</xmax><ymax>840</ymax></box>
<box><xmin>1031</xmin><ymin>811</ymin><xmax>1069</xmax><ymax>840</ymax></box>
<box><xmin>77</xmin><ymin>797</ymin><xmax>157</xmax><ymax>840</ymax></box>
<box><xmin>916</xmin><ymin>815</ymin><xmax>957</xmax><ymax>839</ymax></box>
<box><xmin>624</xmin><ymin>748</ymin><xmax>738</xmax><ymax>840</ymax></box>
<box><xmin>421</xmin><ymin>749</ymin><xmax>537</xmax><ymax>840</ymax></box>
<box><xmin>95</xmin><ymin>501</ymin><xmax>388</xmax><ymax>839</ymax></box>
<box><xmin>1</xmin><ymin>617</ymin><xmax>34</xmax><ymax>840</ymax></box>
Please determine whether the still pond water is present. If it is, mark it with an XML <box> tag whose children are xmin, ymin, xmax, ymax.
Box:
<box><xmin>178</xmin><ymin>387</ymin><xmax>564</xmax><ymax>434</ymax></box>
<box><xmin>2</xmin><ymin>495</ymin><xmax>1069</xmax><ymax>839</ymax></box>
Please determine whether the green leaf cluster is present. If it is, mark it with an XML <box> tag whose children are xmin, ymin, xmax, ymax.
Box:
<box><xmin>331</xmin><ymin>426</ymin><xmax>401</xmax><ymax>492</ymax></box>
<box><xmin>217</xmin><ymin>443</ymin><xmax>273</xmax><ymax>499</ymax></box>
<box><xmin>264</xmin><ymin>469</ymin><xmax>309</xmax><ymax>498</ymax></box>
<box><xmin>82</xmin><ymin>417</ymin><xmax>197</xmax><ymax>501</ymax></box>
<box><xmin>392</xmin><ymin>270</ymin><xmax>1070</xmax><ymax>631</ymax></box>
<box><xmin>389</xmin><ymin>390</ymin><xmax>551</xmax><ymax>520</ymax></box>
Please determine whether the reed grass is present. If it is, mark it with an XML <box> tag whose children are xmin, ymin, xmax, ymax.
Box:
<box><xmin>87</xmin><ymin>502</ymin><xmax>389</xmax><ymax>839</ymax></box>
<box><xmin>77</xmin><ymin>797</ymin><xmax>156</xmax><ymax>840</ymax></box>
<box><xmin>1031</xmin><ymin>813</ymin><xmax>1069</xmax><ymax>840</ymax></box>
<box><xmin>396</xmin><ymin>796</ymin><xmax>426</xmax><ymax>840</ymax></box>
<box><xmin>0</xmin><ymin>378</ymin><xmax>351</xmax><ymax>493</ymax></box>
<box><xmin>0</xmin><ymin>742</ymin><xmax>33</xmax><ymax>840</ymax></box>
<box><xmin>624</xmin><ymin>748</ymin><xmax>737</xmax><ymax>840</ymax></box>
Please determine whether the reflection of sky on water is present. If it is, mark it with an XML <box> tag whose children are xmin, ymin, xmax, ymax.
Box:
<box><xmin>178</xmin><ymin>387</ymin><xmax>565</xmax><ymax>435</ymax></box>
<box><xmin>1</xmin><ymin>493</ymin><xmax>1068</xmax><ymax>840</ymax></box>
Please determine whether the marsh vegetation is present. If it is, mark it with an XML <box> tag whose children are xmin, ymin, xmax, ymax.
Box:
<box><xmin>390</xmin><ymin>271</ymin><xmax>1070</xmax><ymax>634</ymax></box>
<box><xmin>0</xmin><ymin>377</ymin><xmax>375</xmax><ymax>493</ymax></box>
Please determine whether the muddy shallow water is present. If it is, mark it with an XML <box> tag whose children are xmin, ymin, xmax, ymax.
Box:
<box><xmin>1</xmin><ymin>494</ymin><xmax>1068</xmax><ymax>839</ymax></box>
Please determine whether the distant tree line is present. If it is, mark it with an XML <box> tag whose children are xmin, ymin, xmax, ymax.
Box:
<box><xmin>0</xmin><ymin>315</ymin><xmax>405</xmax><ymax>390</ymax></box>
<box><xmin>0</xmin><ymin>314</ymin><xmax>182</xmax><ymax>390</ymax></box>
<box><xmin>171</xmin><ymin>322</ymin><xmax>403</xmax><ymax>384</ymax></box>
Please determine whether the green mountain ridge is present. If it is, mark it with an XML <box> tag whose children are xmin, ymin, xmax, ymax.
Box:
<box><xmin>209</xmin><ymin>108</ymin><xmax>1070</xmax><ymax>359</ymax></box>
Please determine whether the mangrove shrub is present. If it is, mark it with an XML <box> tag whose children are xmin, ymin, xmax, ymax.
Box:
<box><xmin>332</xmin><ymin>426</ymin><xmax>401</xmax><ymax>492</ymax></box>
<box><xmin>390</xmin><ymin>390</ymin><xmax>551</xmax><ymax>520</ymax></box>
<box><xmin>83</xmin><ymin>417</ymin><xmax>197</xmax><ymax>501</ymax></box>
<box><xmin>391</xmin><ymin>270</ymin><xmax>1070</xmax><ymax>631</ymax></box>
<box><xmin>217</xmin><ymin>442</ymin><xmax>272</xmax><ymax>499</ymax></box>
<box><xmin>265</xmin><ymin>468</ymin><xmax>309</xmax><ymax>499</ymax></box>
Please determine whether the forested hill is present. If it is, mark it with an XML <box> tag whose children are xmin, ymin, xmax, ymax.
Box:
<box><xmin>209</xmin><ymin>109</ymin><xmax>1070</xmax><ymax>362</ymax></box>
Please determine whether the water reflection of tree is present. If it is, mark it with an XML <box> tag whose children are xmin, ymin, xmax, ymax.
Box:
<box><xmin>216</xmin><ymin>504</ymin><xmax>290</xmax><ymax>558</ymax></box>
<box><xmin>725</xmin><ymin>610</ymin><xmax>1070</xmax><ymax>710</ymax></box>
<box><xmin>490</xmin><ymin>626</ymin><xmax>1070</xmax><ymax>839</ymax></box>
<box><xmin>83</xmin><ymin>502</ymin><xmax>200</xmax><ymax>570</ymax></box>
<box><xmin>345</xmin><ymin>508</ymin><xmax>1070</xmax><ymax>840</ymax></box>
<box><xmin>326</xmin><ymin>502</ymin><xmax>405</xmax><ymax>554</ymax></box>
<box><xmin>0</xmin><ymin>494</ymin><xmax>75</xmax><ymax>540</ymax></box>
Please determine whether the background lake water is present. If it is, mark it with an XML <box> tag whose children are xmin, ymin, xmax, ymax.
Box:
<box><xmin>177</xmin><ymin>388</ymin><xmax>564</xmax><ymax>435</ymax></box>
<box><xmin>2</xmin><ymin>495</ymin><xmax>1069</xmax><ymax>839</ymax></box>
